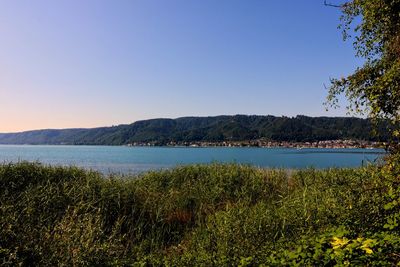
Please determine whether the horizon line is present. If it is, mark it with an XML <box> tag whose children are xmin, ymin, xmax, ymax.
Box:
<box><xmin>1</xmin><ymin>113</ymin><xmax>366</xmax><ymax>134</ymax></box>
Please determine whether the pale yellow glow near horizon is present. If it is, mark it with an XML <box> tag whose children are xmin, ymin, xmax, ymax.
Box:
<box><xmin>0</xmin><ymin>111</ymin><xmax>121</xmax><ymax>133</ymax></box>
<box><xmin>0</xmin><ymin>118</ymin><xmax>106</xmax><ymax>133</ymax></box>
<box><xmin>0</xmin><ymin>94</ymin><xmax>141</xmax><ymax>133</ymax></box>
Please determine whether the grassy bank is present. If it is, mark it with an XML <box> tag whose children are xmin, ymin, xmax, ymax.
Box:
<box><xmin>1</xmin><ymin>160</ymin><xmax>400</xmax><ymax>266</ymax></box>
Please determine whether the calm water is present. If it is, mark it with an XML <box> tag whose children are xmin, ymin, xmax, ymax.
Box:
<box><xmin>0</xmin><ymin>145</ymin><xmax>385</xmax><ymax>174</ymax></box>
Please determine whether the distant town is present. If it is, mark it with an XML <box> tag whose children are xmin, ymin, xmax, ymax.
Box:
<box><xmin>126</xmin><ymin>139</ymin><xmax>385</xmax><ymax>149</ymax></box>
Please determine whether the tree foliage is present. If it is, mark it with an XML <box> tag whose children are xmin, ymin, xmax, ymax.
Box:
<box><xmin>326</xmin><ymin>0</ymin><xmax>400</xmax><ymax>138</ymax></box>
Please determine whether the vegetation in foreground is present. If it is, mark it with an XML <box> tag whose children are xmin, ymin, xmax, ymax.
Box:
<box><xmin>1</xmin><ymin>157</ymin><xmax>400</xmax><ymax>266</ymax></box>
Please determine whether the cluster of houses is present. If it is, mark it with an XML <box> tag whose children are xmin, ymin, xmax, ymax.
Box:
<box><xmin>126</xmin><ymin>139</ymin><xmax>383</xmax><ymax>149</ymax></box>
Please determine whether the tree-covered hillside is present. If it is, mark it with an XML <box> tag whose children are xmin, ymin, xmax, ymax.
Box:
<box><xmin>0</xmin><ymin>115</ymin><xmax>389</xmax><ymax>145</ymax></box>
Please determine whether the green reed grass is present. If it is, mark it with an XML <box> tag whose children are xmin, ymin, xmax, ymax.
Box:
<box><xmin>0</xmin><ymin>161</ymin><xmax>396</xmax><ymax>266</ymax></box>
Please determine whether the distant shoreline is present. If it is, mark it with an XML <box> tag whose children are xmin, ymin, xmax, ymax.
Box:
<box><xmin>125</xmin><ymin>139</ymin><xmax>386</xmax><ymax>149</ymax></box>
<box><xmin>0</xmin><ymin>139</ymin><xmax>389</xmax><ymax>149</ymax></box>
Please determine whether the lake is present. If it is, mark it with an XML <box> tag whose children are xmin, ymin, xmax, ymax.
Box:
<box><xmin>0</xmin><ymin>145</ymin><xmax>385</xmax><ymax>174</ymax></box>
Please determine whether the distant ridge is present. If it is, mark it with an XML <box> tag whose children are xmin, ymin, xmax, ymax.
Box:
<box><xmin>0</xmin><ymin>115</ymin><xmax>388</xmax><ymax>145</ymax></box>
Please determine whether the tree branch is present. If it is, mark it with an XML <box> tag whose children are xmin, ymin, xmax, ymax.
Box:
<box><xmin>324</xmin><ymin>0</ymin><xmax>343</xmax><ymax>8</ymax></box>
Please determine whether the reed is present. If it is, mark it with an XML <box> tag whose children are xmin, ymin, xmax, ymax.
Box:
<box><xmin>0</xmin><ymin>161</ymin><xmax>398</xmax><ymax>265</ymax></box>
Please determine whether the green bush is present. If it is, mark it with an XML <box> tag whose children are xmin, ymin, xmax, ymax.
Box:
<box><xmin>0</xmin><ymin>160</ymin><xmax>399</xmax><ymax>266</ymax></box>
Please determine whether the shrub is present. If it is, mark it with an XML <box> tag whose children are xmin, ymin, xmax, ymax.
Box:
<box><xmin>0</xmin><ymin>160</ymin><xmax>399</xmax><ymax>265</ymax></box>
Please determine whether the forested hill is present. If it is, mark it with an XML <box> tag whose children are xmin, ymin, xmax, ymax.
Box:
<box><xmin>0</xmin><ymin>115</ymin><xmax>389</xmax><ymax>145</ymax></box>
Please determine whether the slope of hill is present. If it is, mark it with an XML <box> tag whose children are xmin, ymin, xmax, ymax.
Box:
<box><xmin>0</xmin><ymin>115</ymin><xmax>388</xmax><ymax>145</ymax></box>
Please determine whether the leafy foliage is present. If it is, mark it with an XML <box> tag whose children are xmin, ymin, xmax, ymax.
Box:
<box><xmin>1</xmin><ymin>160</ymin><xmax>399</xmax><ymax>265</ymax></box>
<box><xmin>326</xmin><ymin>0</ymin><xmax>400</xmax><ymax>140</ymax></box>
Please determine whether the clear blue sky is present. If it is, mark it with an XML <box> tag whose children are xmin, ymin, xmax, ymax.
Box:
<box><xmin>0</xmin><ymin>0</ymin><xmax>362</xmax><ymax>132</ymax></box>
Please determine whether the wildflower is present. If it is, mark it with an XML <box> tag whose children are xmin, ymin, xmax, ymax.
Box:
<box><xmin>360</xmin><ymin>239</ymin><xmax>374</xmax><ymax>254</ymax></box>
<box><xmin>331</xmin><ymin>237</ymin><xmax>349</xmax><ymax>249</ymax></box>
<box><xmin>362</xmin><ymin>247</ymin><xmax>373</xmax><ymax>254</ymax></box>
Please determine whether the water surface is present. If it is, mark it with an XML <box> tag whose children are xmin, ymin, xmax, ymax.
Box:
<box><xmin>0</xmin><ymin>145</ymin><xmax>385</xmax><ymax>174</ymax></box>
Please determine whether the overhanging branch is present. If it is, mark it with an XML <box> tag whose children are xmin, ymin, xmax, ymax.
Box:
<box><xmin>324</xmin><ymin>0</ymin><xmax>344</xmax><ymax>8</ymax></box>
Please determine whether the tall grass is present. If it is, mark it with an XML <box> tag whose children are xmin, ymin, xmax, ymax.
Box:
<box><xmin>0</xmin><ymin>161</ymin><xmax>397</xmax><ymax>265</ymax></box>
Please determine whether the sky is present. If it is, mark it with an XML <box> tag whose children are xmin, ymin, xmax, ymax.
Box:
<box><xmin>0</xmin><ymin>0</ymin><xmax>363</xmax><ymax>132</ymax></box>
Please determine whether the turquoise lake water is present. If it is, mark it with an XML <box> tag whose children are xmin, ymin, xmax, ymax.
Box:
<box><xmin>0</xmin><ymin>145</ymin><xmax>385</xmax><ymax>174</ymax></box>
